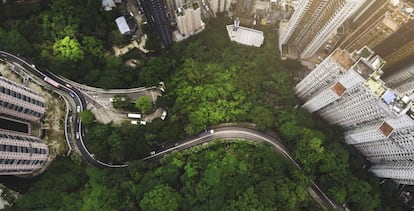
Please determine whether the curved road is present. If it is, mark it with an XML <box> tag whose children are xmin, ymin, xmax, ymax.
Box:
<box><xmin>0</xmin><ymin>51</ymin><xmax>339</xmax><ymax>210</ymax></box>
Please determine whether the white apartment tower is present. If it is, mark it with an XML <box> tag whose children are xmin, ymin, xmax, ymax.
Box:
<box><xmin>0</xmin><ymin>131</ymin><xmax>49</xmax><ymax>175</ymax></box>
<box><xmin>176</xmin><ymin>2</ymin><xmax>203</xmax><ymax>36</ymax></box>
<box><xmin>370</xmin><ymin>162</ymin><xmax>414</xmax><ymax>185</ymax></box>
<box><xmin>296</xmin><ymin>47</ymin><xmax>414</xmax><ymax>185</ymax></box>
<box><xmin>279</xmin><ymin>0</ymin><xmax>366</xmax><ymax>59</ymax></box>
<box><xmin>208</xmin><ymin>0</ymin><xmax>231</xmax><ymax>15</ymax></box>
<box><xmin>0</xmin><ymin>76</ymin><xmax>49</xmax><ymax>175</ymax></box>
<box><xmin>0</xmin><ymin>77</ymin><xmax>45</xmax><ymax>122</ymax></box>
<box><xmin>385</xmin><ymin>63</ymin><xmax>414</xmax><ymax>96</ymax></box>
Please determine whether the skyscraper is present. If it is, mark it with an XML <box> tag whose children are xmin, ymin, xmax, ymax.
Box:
<box><xmin>140</xmin><ymin>0</ymin><xmax>173</xmax><ymax>48</ymax></box>
<box><xmin>0</xmin><ymin>131</ymin><xmax>48</xmax><ymax>175</ymax></box>
<box><xmin>278</xmin><ymin>0</ymin><xmax>366</xmax><ymax>59</ymax></box>
<box><xmin>176</xmin><ymin>2</ymin><xmax>203</xmax><ymax>36</ymax></box>
<box><xmin>0</xmin><ymin>77</ymin><xmax>48</xmax><ymax>175</ymax></box>
<box><xmin>339</xmin><ymin>0</ymin><xmax>414</xmax><ymax>55</ymax></box>
<box><xmin>296</xmin><ymin>47</ymin><xmax>414</xmax><ymax>185</ymax></box>
<box><xmin>0</xmin><ymin>77</ymin><xmax>45</xmax><ymax>122</ymax></box>
<box><xmin>208</xmin><ymin>0</ymin><xmax>232</xmax><ymax>15</ymax></box>
<box><xmin>385</xmin><ymin>63</ymin><xmax>414</xmax><ymax>95</ymax></box>
<box><xmin>372</xmin><ymin>2</ymin><xmax>414</xmax><ymax>70</ymax></box>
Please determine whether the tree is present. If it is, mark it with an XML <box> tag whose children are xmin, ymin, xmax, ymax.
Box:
<box><xmin>279</xmin><ymin>121</ymin><xmax>302</xmax><ymax>142</ymax></box>
<box><xmin>135</xmin><ymin>96</ymin><xmax>153</xmax><ymax>114</ymax></box>
<box><xmin>249</xmin><ymin>106</ymin><xmax>275</xmax><ymax>130</ymax></box>
<box><xmin>53</xmin><ymin>36</ymin><xmax>84</xmax><ymax>61</ymax></box>
<box><xmin>293</xmin><ymin>129</ymin><xmax>325</xmax><ymax>173</ymax></box>
<box><xmin>140</xmin><ymin>184</ymin><xmax>182</xmax><ymax>211</ymax></box>
<box><xmin>79</xmin><ymin>110</ymin><xmax>94</xmax><ymax>125</ymax></box>
<box><xmin>226</xmin><ymin>187</ymin><xmax>267</xmax><ymax>210</ymax></box>
<box><xmin>0</xmin><ymin>28</ymin><xmax>33</xmax><ymax>55</ymax></box>
<box><xmin>111</xmin><ymin>95</ymin><xmax>131</xmax><ymax>109</ymax></box>
<box><xmin>82</xmin><ymin>36</ymin><xmax>103</xmax><ymax>58</ymax></box>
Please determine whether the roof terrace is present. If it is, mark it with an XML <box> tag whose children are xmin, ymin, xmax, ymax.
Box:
<box><xmin>331</xmin><ymin>49</ymin><xmax>353</xmax><ymax>70</ymax></box>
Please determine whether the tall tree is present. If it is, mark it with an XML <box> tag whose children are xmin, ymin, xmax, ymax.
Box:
<box><xmin>140</xmin><ymin>184</ymin><xmax>182</xmax><ymax>211</ymax></box>
<box><xmin>135</xmin><ymin>96</ymin><xmax>153</xmax><ymax>114</ymax></box>
<box><xmin>53</xmin><ymin>36</ymin><xmax>84</xmax><ymax>62</ymax></box>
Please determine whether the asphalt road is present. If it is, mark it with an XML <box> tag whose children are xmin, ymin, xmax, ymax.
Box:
<box><xmin>0</xmin><ymin>51</ymin><xmax>339</xmax><ymax>210</ymax></box>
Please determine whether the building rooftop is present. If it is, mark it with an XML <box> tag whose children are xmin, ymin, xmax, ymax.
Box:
<box><xmin>226</xmin><ymin>25</ymin><xmax>264</xmax><ymax>47</ymax></box>
<box><xmin>353</xmin><ymin>60</ymin><xmax>376</xmax><ymax>79</ymax></box>
<box><xmin>351</xmin><ymin>46</ymin><xmax>374</xmax><ymax>61</ymax></box>
<box><xmin>115</xmin><ymin>16</ymin><xmax>131</xmax><ymax>34</ymax></box>
<box><xmin>379</xmin><ymin>122</ymin><xmax>394</xmax><ymax>137</ymax></box>
<box><xmin>364</xmin><ymin>78</ymin><xmax>387</xmax><ymax>98</ymax></box>
<box><xmin>332</xmin><ymin>82</ymin><xmax>346</xmax><ymax>96</ymax></box>
<box><xmin>331</xmin><ymin>49</ymin><xmax>353</xmax><ymax>70</ymax></box>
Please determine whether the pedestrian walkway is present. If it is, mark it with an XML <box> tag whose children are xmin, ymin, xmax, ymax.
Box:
<box><xmin>112</xmin><ymin>35</ymin><xmax>149</xmax><ymax>56</ymax></box>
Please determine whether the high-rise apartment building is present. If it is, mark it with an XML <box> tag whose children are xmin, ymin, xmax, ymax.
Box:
<box><xmin>0</xmin><ymin>131</ymin><xmax>48</xmax><ymax>175</ymax></box>
<box><xmin>296</xmin><ymin>47</ymin><xmax>414</xmax><ymax>185</ymax></box>
<box><xmin>208</xmin><ymin>0</ymin><xmax>232</xmax><ymax>15</ymax></box>
<box><xmin>370</xmin><ymin>1</ymin><xmax>414</xmax><ymax>70</ymax></box>
<box><xmin>370</xmin><ymin>163</ymin><xmax>414</xmax><ymax>185</ymax></box>
<box><xmin>0</xmin><ymin>76</ymin><xmax>48</xmax><ymax>175</ymax></box>
<box><xmin>338</xmin><ymin>0</ymin><xmax>414</xmax><ymax>53</ymax></box>
<box><xmin>385</xmin><ymin>63</ymin><xmax>414</xmax><ymax>95</ymax></box>
<box><xmin>140</xmin><ymin>0</ymin><xmax>173</xmax><ymax>47</ymax></box>
<box><xmin>278</xmin><ymin>0</ymin><xmax>366</xmax><ymax>59</ymax></box>
<box><xmin>176</xmin><ymin>2</ymin><xmax>203</xmax><ymax>36</ymax></box>
<box><xmin>0</xmin><ymin>77</ymin><xmax>45</xmax><ymax>122</ymax></box>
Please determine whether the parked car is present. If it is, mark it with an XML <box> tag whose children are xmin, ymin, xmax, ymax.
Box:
<box><xmin>160</xmin><ymin>111</ymin><xmax>167</xmax><ymax>120</ymax></box>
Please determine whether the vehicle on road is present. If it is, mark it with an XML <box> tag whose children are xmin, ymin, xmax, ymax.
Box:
<box><xmin>69</xmin><ymin>92</ymin><xmax>75</xmax><ymax>98</ymax></box>
<box><xmin>199</xmin><ymin>129</ymin><xmax>215</xmax><ymax>137</ymax></box>
<box><xmin>44</xmin><ymin>77</ymin><xmax>60</xmax><ymax>88</ymax></box>
<box><xmin>65</xmin><ymin>84</ymin><xmax>72</xmax><ymax>88</ymax></box>
<box><xmin>76</xmin><ymin>106</ymin><xmax>81</xmax><ymax>113</ymax></box>
<box><xmin>127</xmin><ymin>113</ymin><xmax>141</xmax><ymax>119</ymax></box>
<box><xmin>160</xmin><ymin>111</ymin><xmax>167</xmax><ymax>120</ymax></box>
<box><xmin>150</xmin><ymin>151</ymin><xmax>156</xmax><ymax>155</ymax></box>
<box><xmin>75</xmin><ymin>132</ymin><xmax>80</xmax><ymax>139</ymax></box>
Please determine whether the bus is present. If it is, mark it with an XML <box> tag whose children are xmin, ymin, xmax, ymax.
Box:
<box><xmin>127</xmin><ymin>113</ymin><xmax>141</xmax><ymax>119</ymax></box>
<box><xmin>44</xmin><ymin>77</ymin><xmax>60</xmax><ymax>88</ymax></box>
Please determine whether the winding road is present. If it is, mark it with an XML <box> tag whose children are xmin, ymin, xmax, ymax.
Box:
<box><xmin>0</xmin><ymin>50</ymin><xmax>340</xmax><ymax>210</ymax></box>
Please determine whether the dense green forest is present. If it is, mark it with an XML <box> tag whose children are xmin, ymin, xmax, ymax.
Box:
<box><xmin>0</xmin><ymin>0</ymin><xmax>409</xmax><ymax>210</ymax></box>
<box><xmin>13</xmin><ymin>142</ymin><xmax>322</xmax><ymax>210</ymax></box>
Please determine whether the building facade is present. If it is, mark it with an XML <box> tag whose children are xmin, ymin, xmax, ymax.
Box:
<box><xmin>0</xmin><ymin>76</ymin><xmax>48</xmax><ymax>176</ymax></box>
<box><xmin>140</xmin><ymin>0</ymin><xmax>173</xmax><ymax>47</ymax></box>
<box><xmin>176</xmin><ymin>2</ymin><xmax>203</xmax><ymax>36</ymax></box>
<box><xmin>0</xmin><ymin>77</ymin><xmax>45</xmax><ymax>122</ymax></box>
<box><xmin>208</xmin><ymin>0</ymin><xmax>232</xmax><ymax>15</ymax></box>
<box><xmin>370</xmin><ymin>162</ymin><xmax>414</xmax><ymax>185</ymax></box>
<box><xmin>296</xmin><ymin>47</ymin><xmax>414</xmax><ymax>185</ymax></box>
<box><xmin>0</xmin><ymin>131</ymin><xmax>48</xmax><ymax>175</ymax></box>
<box><xmin>279</xmin><ymin>0</ymin><xmax>366</xmax><ymax>59</ymax></box>
<box><xmin>371</xmin><ymin>1</ymin><xmax>414</xmax><ymax>70</ymax></box>
<box><xmin>385</xmin><ymin>63</ymin><xmax>414</xmax><ymax>95</ymax></box>
<box><xmin>339</xmin><ymin>0</ymin><xmax>413</xmax><ymax>53</ymax></box>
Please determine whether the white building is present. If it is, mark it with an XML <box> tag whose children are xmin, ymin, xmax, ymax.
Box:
<box><xmin>208</xmin><ymin>0</ymin><xmax>232</xmax><ymax>15</ymax></box>
<box><xmin>0</xmin><ymin>131</ymin><xmax>49</xmax><ymax>175</ymax></box>
<box><xmin>385</xmin><ymin>63</ymin><xmax>414</xmax><ymax>96</ymax></box>
<box><xmin>279</xmin><ymin>0</ymin><xmax>366</xmax><ymax>59</ymax></box>
<box><xmin>370</xmin><ymin>162</ymin><xmax>414</xmax><ymax>185</ymax></box>
<box><xmin>115</xmin><ymin>16</ymin><xmax>133</xmax><ymax>35</ymax></box>
<box><xmin>176</xmin><ymin>2</ymin><xmax>203</xmax><ymax>37</ymax></box>
<box><xmin>296</xmin><ymin>47</ymin><xmax>414</xmax><ymax>185</ymax></box>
